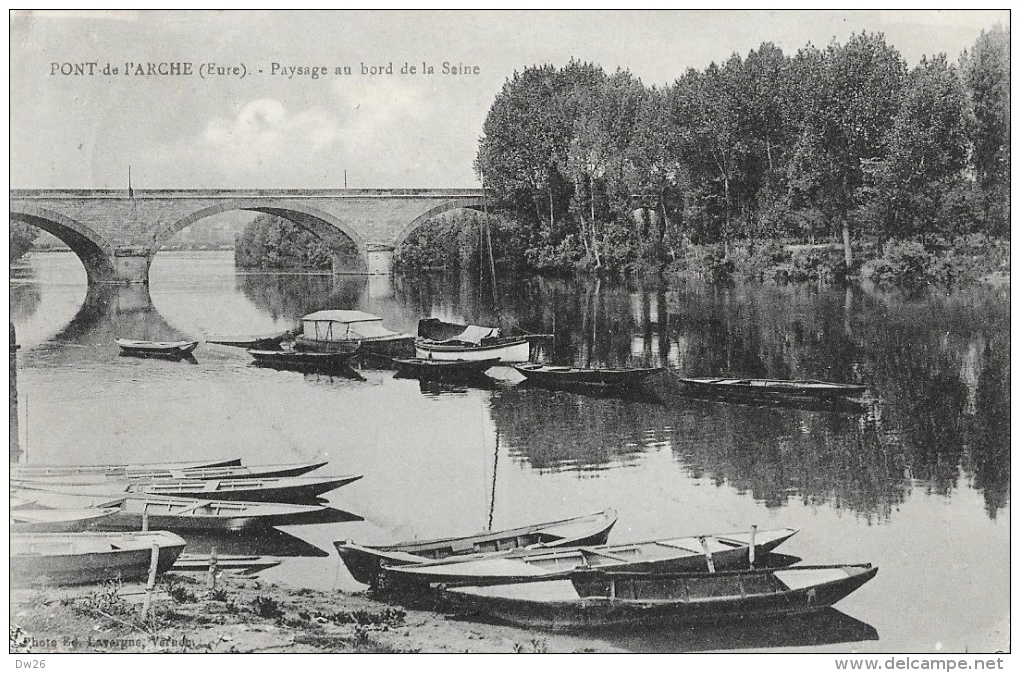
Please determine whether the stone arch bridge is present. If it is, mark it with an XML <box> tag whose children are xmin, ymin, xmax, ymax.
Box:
<box><xmin>10</xmin><ymin>188</ymin><xmax>485</xmax><ymax>284</ymax></box>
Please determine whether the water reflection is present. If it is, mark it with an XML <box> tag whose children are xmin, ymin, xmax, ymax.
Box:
<box><xmin>11</xmin><ymin>253</ymin><xmax>1010</xmax><ymax>525</ymax></box>
<box><xmin>600</xmin><ymin>608</ymin><xmax>879</xmax><ymax>653</ymax></box>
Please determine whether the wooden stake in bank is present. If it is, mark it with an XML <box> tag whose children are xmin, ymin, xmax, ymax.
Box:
<box><xmin>141</xmin><ymin>543</ymin><xmax>160</xmax><ymax>619</ymax></box>
<box><xmin>206</xmin><ymin>546</ymin><xmax>218</xmax><ymax>591</ymax></box>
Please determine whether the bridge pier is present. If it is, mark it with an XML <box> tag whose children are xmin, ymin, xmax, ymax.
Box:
<box><xmin>367</xmin><ymin>247</ymin><xmax>394</xmax><ymax>275</ymax></box>
<box><xmin>108</xmin><ymin>248</ymin><xmax>152</xmax><ymax>284</ymax></box>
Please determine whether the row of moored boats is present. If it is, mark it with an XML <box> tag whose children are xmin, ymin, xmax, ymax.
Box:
<box><xmin>118</xmin><ymin>312</ymin><xmax>869</xmax><ymax>402</ymax></box>
<box><xmin>10</xmin><ymin>457</ymin><xmax>877</xmax><ymax>631</ymax></box>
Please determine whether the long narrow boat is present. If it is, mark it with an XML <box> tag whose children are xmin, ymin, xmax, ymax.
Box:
<box><xmin>392</xmin><ymin>357</ymin><xmax>501</xmax><ymax>380</ymax></box>
<box><xmin>16</xmin><ymin>461</ymin><xmax>329</xmax><ymax>485</ymax></box>
<box><xmin>335</xmin><ymin>509</ymin><xmax>617</xmax><ymax>586</ymax></box>
<box><xmin>514</xmin><ymin>364</ymin><xmax>664</xmax><ymax>390</ymax></box>
<box><xmin>115</xmin><ymin>338</ymin><xmax>199</xmax><ymax>357</ymax></box>
<box><xmin>172</xmin><ymin>554</ymin><xmax>283</xmax><ymax>574</ymax></box>
<box><xmin>10</xmin><ymin>531</ymin><xmax>187</xmax><ymax>586</ymax></box>
<box><xmin>10</xmin><ymin>507</ymin><xmax>121</xmax><ymax>533</ymax></box>
<box><xmin>11</xmin><ymin>458</ymin><xmax>241</xmax><ymax>479</ymax></box>
<box><xmin>206</xmin><ymin>330</ymin><xmax>294</xmax><ymax>350</ymax></box>
<box><xmin>14</xmin><ymin>474</ymin><xmax>364</xmax><ymax>503</ymax></box>
<box><xmin>248</xmin><ymin>348</ymin><xmax>359</xmax><ymax>373</ymax></box>
<box><xmin>9</xmin><ymin>489</ymin><xmax>338</xmax><ymax>531</ymax></box>
<box><xmin>383</xmin><ymin>527</ymin><xmax>798</xmax><ymax>587</ymax></box>
<box><xmin>679</xmin><ymin>377</ymin><xmax>868</xmax><ymax>400</ymax></box>
<box><xmin>443</xmin><ymin>563</ymin><xmax>878</xmax><ymax>631</ymax></box>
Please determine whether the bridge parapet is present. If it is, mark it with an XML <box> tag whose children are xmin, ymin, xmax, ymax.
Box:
<box><xmin>10</xmin><ymin>188</ymin><xmax>486</xmax><ymax>284</ymax></box>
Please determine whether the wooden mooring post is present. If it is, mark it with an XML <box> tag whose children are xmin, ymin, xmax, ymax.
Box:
<box><xmin>699</xmin><ymin>536</ymin><xmax>716</xmax><ymax>573</ymax></box>
<box><xmin>140</xmin><ymin>543</ymin><xmax>160</xmax><ymax>619</ymax></box>
<box><xmin>206</xmin><ymin>546</ymin><xmax>218</xmax><ymax>591</ymax></box>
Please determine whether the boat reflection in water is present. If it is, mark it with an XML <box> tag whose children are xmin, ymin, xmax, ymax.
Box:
<box><xmin>601</xmin><ymin>607</ymin><xmax>879</xmax><ymax>653</ymax></box>
<box><xmin>178</xmin><ymin>507</ymin><xmax>363</xmax><ymax>558</ymax></box>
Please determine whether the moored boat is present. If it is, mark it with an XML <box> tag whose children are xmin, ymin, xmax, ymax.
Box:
<box><xmin>206</xmin><ymin>330</ymin><xmax>294</xmax><ymax>350</ymax></box>
<box><xmin>392</xmin><ymin>357</ymin><xmax>501</xmax><ymax>380</ymax></box>
<box><xmin>248</xmin><ymin>348</ymin><xmax>359</xmax><ymax>373</ymax></box>
<box><xmin>115</xmin><ymin>338</ymin><xmax>199</xmax><ymax>357</ymax></box>
<box><xmin>415</xmin><ymin>319</ymin><xmax>532</xmax><ymax>362</ymax></box>
<box><xmin>383</xmin><ymin>526</ymin><xmax>798</xmax><ymax>587</ymax></box>
<box><xmin>172</xmin><ymin>554</ymin><xmax>283</xmax><ymax>574</ymax></box>
<box><xmin>514</xmin><ymin>364</ymin><xmax>664</xmax><ymax>390</ymax></box>
<box><xmin>294</xmin><ymin>310</ymin><xmax>414</xmax><ymax>356</ymax></box>
<box><xmin>678</xmin><ymin>377</ymin><xmax>868</xmax><ymax>400</ymax></box>
<box><xmin>10</xmin><ymin>458</ymin><xmax>241</xmax><ymax>479</ymax></box>
<box><xmin>10</xmin><ymin>507</ymin><xmax>121</xmax><ymax>533</ymax></box>
<box><xmin>443</xmin><ymin>563</ymin><xmax>878</xmax><ymax>630</ymax></box>
<box><xmin>14</xmin><ymin>474</ymin><xmax>364</xmax><ymax>503</ymax></box>
<box><xmin>335</xmin><ymin>509</ymin><xmax>617</xmax><ymax>586</ymax></box>
<box><xmin>10</xmin><ymin>531</ymin><xmax>187</xmax><ymax>586</ymax></box>
<box><xmin>105</xmin><ymin>496</ymin><xmax>334</xmax><ymax>531</ymax></box>
<box><xmin>12</xmin><ymin>461</ymin><xmax>330</xmax><ymax>485</ymax></box>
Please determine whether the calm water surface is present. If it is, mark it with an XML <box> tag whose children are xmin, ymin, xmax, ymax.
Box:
<box><xmin>9</xmin><ymin>251</ymin><xmax>1010</xmax><ymax>653</ymax></box>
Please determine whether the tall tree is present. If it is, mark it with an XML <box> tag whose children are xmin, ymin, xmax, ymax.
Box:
<box><xmin>867</xmin><ymin>55</ymin><xmax>971</xmax><ymax>237</ymax></box>
<box><xmin>789</xmin><ymin>33</ymin><xmax>907</xmax><ymax>266</ymax></box>
<box><xmin>961</xmin><ymin>25</ymin><xmax>1010</xmax><ymax>236</ymax></box>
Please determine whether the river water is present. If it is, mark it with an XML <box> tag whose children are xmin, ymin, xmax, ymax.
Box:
<box><xmin>9</xmin><ymin>250</ymin><xmax>1010</xmax><ymax>653</ymax></box>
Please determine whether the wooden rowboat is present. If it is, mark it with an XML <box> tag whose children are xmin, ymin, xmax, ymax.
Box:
<box><xmin>115</xmin><ymin>338</ymin><xmax>199</xmax><ymax>357</ymax></box>
<box><xmin>383</xmin><ymin>527</ymin><xmax>798</xmax><ymax>587</ymax></box>
<box><xmin>206</xmin><ymin>330</ymin><xmax>294</xmax><ymax>350</ymax></box>
<box><xmin>9</xmin><ymin>489</ymin><xmax>338</xmax><ymax>531</ymax></box>
<box><xmin>514</xmin><ymin>364</ymin><xmax>664</xmax><ymax>390</ymax></box>
<box><xmin>335</xmin><ymin>509</ymin><xmax>618</xmax><ymax>586</ymax></box>
<box><xmin>172</xmin><ymin>554</ymin><xmax>283</xmax><ymax>574</ymax></box>
<box><xmin>11</xmin><ymin>458</ymin><xmax>241</xmax><ymax>479</ymax></box>
<box><xmin>14</xmin><ymin>474</ymin><xmax>364</xmax><ymax>503</ymax></box>
<box><xmin>16</xmin><ymin>461</ymin><xmax>329</xmax><ymax>485</ymax></box>
<box><xmin>10</xmin><ymin>507</ymin><xmax>121</xmax><ymax>533</ymax></box>
<box><xmin>392</xmin><ymin>357</ymin><xmax>501</xmax><ymax>380</ymax></box>
<box><xmin>679</xmin><ymin>377</ymin><xmax>868</xmax><ymax>400</ymax></box>
<box><xmin>10</xmin><ymin>531</ymin><xmax>187</xmax><ymax>586</ymax></box>
<box><xmin>443</xmin><ymin>563</ymin><xmax>878</xmax><ymax>630</ymax></box>
<box><xmin>248</xmin><ymin>348</ymin><xmax>359</xmax><ymax>373</ymax></box>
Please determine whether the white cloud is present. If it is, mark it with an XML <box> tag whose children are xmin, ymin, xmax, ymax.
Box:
<box><xmin>201</xmin><ymin>99</ymin><xmax>343</xmax><ymax>174</ymax></box>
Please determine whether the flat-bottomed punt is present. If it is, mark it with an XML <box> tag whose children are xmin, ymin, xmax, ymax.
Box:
<box><xmin>392</xmin><ymin>357</ymin><xmax>501</xmax><ymax>380</ymax></box>
<box><xmin>12</xmin><ymin>461</ymin><xmax>329</xmax><ymax>485</ymax></box>
<box><xmin>383</xmin><ymin>527</ymin><xmax>798</xmax><ymax>586</ymax></box>
<box><xmin>444</xmin><ymin>563</ymin><xmax>878</xmax><ymax>630</ymax></box>
<box><xmin>10</xmin><ymin>507</ymin><xmax>121</xmax><ymax>533</ymax></box>
<box><xmin>115</xmin><ymin>339</ymin><xmax>199</xmax><ymax>357</ymax></box>
<box><xmin>205</xmin><ymin>330</ymin><xmax>294</xmax><ymax>350</ymax></box>
<box><xmin>14</xmin><ymin>474</ymin><xmax>364</xmax><ymax>503</ymax></box>
<box><xmin>514</xmin><ymin>364</ymin><xmax>664</xmax><ymax>390</ymax></box>
<box><xmin>10</xmin><ymin>531</ymin><xmax>187</xmax><ymax>586</ymax></box>
<box><xmin>10</xmin><ymin>458</ymin><xmax>241</xmax><ymax>479</ymax></box>
<box><xmin>335</xmin><ymin>509</ymin><xmax>618</xmax><ymax>586</ymax></box>
<box><xmin>679</xmin><ymin>377</ymin><xmax>867</xmax><ymax>400</ymax></box>
<box><xmin>294</xmin><ymin>310</ymin><xmax>414</xmax><ymax>356</ymax></box>
<box><xmin>172</xmin><ymin>554</ymin><xmax>283</xmax><ymax>574</ymax></box>
<box><xmin>248</xmin><ymin>348</ymin><xmax>359</xmax><ymax>373</ymax></box>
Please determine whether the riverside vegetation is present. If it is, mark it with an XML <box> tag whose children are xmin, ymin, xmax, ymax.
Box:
<box><xmin>187</xmin><ymin>28</ymin><xmax>1010</xmax><ymax>288</ymax></box>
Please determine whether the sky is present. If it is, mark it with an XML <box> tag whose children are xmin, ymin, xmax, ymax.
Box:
<box><xmin>9</xmin><ymin>9</ymin><xmax>1010</xmax><ymax>190</ymax></box>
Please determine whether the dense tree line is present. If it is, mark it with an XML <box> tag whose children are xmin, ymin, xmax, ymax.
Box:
<box><xmin>234</xmin><ymin>213</ymin><xmax>334</xmax><ymax>270</ymax></box>
<box><xmin>9</xmin><ymin>222</ymin><xmax>38</xmax><ymax>262</ymax></box>
<box><xmin>475</xmin><ymin>28</ymin><xmax>1010</xmax><ymax>274</ymax></box>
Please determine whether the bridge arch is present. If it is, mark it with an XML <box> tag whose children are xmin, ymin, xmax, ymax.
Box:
<box><xmin>155</xmin><ymin>200</ymin><xmax>369</xmax><ymax>273</ymax></box>
<box><xmin>392</xmin><ymin>197</ymin><xmax>485</xmax><ymax>252</ymax></box>
<box><xmin>9</xmin><ymin>204</ymin><xmax>118</xmax><ymax>283</ymax></box>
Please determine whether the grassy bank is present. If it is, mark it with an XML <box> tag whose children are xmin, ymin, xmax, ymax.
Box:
<box><xmin>10</xmin><ymin>573</ymin><xmax>619</xmax><ymax>654</ymax></box>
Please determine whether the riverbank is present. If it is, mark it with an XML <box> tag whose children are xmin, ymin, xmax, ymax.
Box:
<box><xmin>10</xmin><ymin>573</ymin><xmax>621</xmax><ymax>654</ymax></box>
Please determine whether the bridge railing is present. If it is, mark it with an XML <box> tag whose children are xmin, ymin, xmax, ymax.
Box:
<box><xmin>11</xmin><ymin>188</ymin><xmax>485</xmax><ymax>199</ymax></box>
